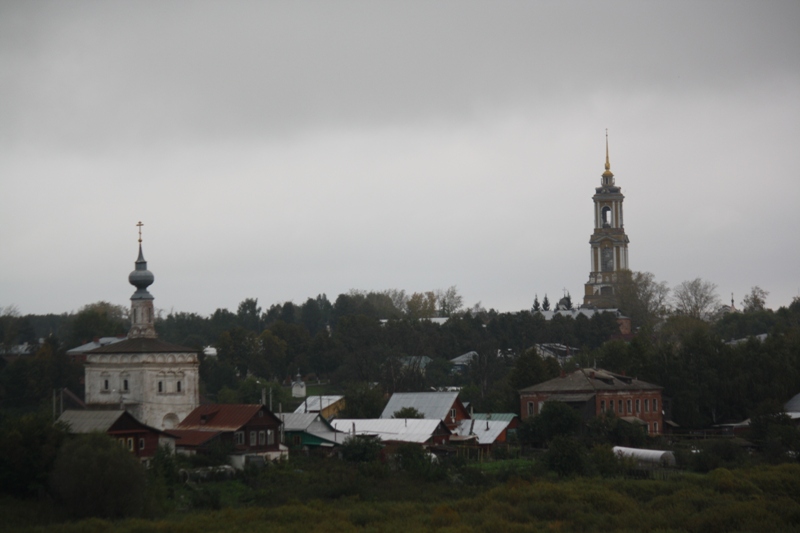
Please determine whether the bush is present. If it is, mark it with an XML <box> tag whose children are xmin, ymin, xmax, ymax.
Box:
<box><xmin>544</xmin><ymin>435</ymin><xmax>588</xmax><ymax>477</ymax></box>
<box><xmin>341</xmin><ymin>435</ymin><xmax>382</xmax><ymax>463</ymax></box>
<box><xmin>49</xmin><ymin>432</ymin><xmax>148</xmax><ymax>519</ymax></box>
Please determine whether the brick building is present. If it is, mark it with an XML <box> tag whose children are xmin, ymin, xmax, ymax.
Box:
<box><xmin>519</xmin><ymin>368</ymin><xmax>663</xmax><ymax>435</ymax></box>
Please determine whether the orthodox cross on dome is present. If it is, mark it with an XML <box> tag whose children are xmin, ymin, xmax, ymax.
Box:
<box><xmin>136</xmin><ymin>221</ymin><xmax>144</xmax><ymax>243</ymax></box>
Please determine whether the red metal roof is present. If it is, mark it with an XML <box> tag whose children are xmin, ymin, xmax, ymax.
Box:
<box><xmin>178</xmin><ymin>404</ymin><xmax>269</xmax><ymax>431</ymax></box>
<box><xmin>169</xmin><ymin>429</ymin><xmax>223</xmax><ymax>447</ymax></box>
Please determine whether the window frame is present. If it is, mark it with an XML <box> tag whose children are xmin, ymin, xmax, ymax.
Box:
<box><xmin>258</xmin><ymin>431</ymin><xmax>266</xmax><ymax>446</ymax></box>
<box><xmin>249</xmin><ymin>431</ymin><xmax>257</xmax><ymax>446</ymax></box>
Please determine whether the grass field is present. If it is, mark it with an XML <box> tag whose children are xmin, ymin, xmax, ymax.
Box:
<box><xmin>7</xmin><ymin>462</ymin><xmax>800</xmax><ymax>532</ymax></box>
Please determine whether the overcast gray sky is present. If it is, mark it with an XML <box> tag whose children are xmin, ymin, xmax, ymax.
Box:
<box><xmin>1</xmin><ymin>1</ymin><xmax>798</xmax><ymax>317</ymax></box>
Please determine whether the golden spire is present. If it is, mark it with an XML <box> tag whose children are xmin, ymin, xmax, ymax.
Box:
<box><xmin>136</xmin><ymin>221</ymin><xmax>144</xmax><ymax>243</ymax></box>
<box><xmin>602</xmin><ymin>129</ymin><xmax>614</xmax><ymax>180</ymax></box>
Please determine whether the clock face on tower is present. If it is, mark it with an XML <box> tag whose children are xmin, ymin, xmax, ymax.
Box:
<box><xmin>601</xmin><ymin>247</ymin><xmax>613</xmax><ymax>272</ymax></box>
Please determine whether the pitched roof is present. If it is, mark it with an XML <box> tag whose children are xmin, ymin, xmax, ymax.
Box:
<box><xmin>87</xmin><ymin>337</ymin><xmax>197</xmax><ymax>354</ymax></box>
<box><xmin>785</xmin><ymin>392</ymin><xmax>800</xmax><ymax>413</ymax></box>
<box><xmin>169</xmin><ymin>429</ymin><xmax>223</xmax><ymax>447</ymax></box>
<box><xmin>293</xmin><ymin>395</ymin><xmax>344</xmax><ymax>414</ymax></box>
<box><xmin>331</xmin><ymin>419</ymin><xmax>449</xmax><ymax>444</ymax></box>
<box><xmin>470</xmin><ymin>413</ymin><xmax>518</xmax><ymax>423</ymax></box>
<box><xmin>450</xmin><ymin>351</ymin><xmax>477</xmax><ymax>365</ymax></box>
<box><xmin>57</xmin><ymin>409</ymin><xmax>127</xmax><ymax>432</ymax></box>
<box><xmin>178</xmin><ymin>404</ymin><xmax>273</xmax><ymax>431</ymax></box>
<box><xmin>67</xmin><ymin>336</ymin><xmax>127</xmax><ymax>354</ymax></box>
<box><xmin>279</xmin><ymin>413</ymin><xmax>342</xmax><ymax>444</ymax></box>
<box><xmin>519</xmin><ymin>368</ymin><xmax>661</xmax><ymax>394</ymax></box>
<box><xmin>380</xmin><ymin>392</ymin><xmax>460</xmax><ymax>420</ymax></box>
<box><xmin>57</xmin><ymin>409</ymin><xmax>166</xmax><ymax>435</ymax></box>
<box><xmin>455</xmin><ymin>419</ymin><xmax>511</xmax><ymax>445</ymax></box>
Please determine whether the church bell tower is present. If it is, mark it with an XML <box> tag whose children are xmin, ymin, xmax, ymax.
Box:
<box><xmin>583</xmin><ymin>133</ymin><xmax>630</xmax><ymax>308</ymax></box>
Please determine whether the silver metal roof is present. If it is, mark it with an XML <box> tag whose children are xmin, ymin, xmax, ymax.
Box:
<box><xmin>294</xmin><ymin>395</ymin><xmax>344</xmax><ymax>414</ymax></box>
<box><xmin>470</xmin><ymin>413</ymin><xmax>518</xmax><ymax>423</ymax></box>
<box><xmin>66</xmin><ymin>336</ymin><xmax>126</xmax><ymax>354</ymax></box>
<box><xmin>331</xmin><ymin>419</ymin><xmax>448</xmax><ymax>444</ymax></box>
<box><xmin>455</xmin><ymin>419</ymin><xmax>511</xmax><ymax>445</ymax></box>
<box><xmin>380</xmin><ymin>391</ymin><xmax>460</xmax><ymax>420</ymax></box>
<box><xmin>57</xmin><ymin>409</ymin><xmax>125</xmax><ymax>433</ymax></box>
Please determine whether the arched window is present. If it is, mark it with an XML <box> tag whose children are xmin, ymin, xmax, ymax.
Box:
<box><xmin>602</xmin><ymin>206</ymin><xmax>612</xmax><ymax>227</ymax></box>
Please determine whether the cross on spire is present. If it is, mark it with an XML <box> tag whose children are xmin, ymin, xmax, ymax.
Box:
<box><xmin>136</xmin><ymin>221</ymin><xmax>143</xmax><ymax>243</ymax></box>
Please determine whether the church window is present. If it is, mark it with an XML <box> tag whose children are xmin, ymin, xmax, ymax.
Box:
<box><xmin>123</xmin><ymin>379</ymin><xmax>129</xmax><ymax>391</ymax></box>
<box><xmin>249</xmin><ymin>431</ymin><xmax>257</xmax><ymax>446</ymax></box>
<box><xmin>104</xmin><ymin>379</ymin><xmax>109</xmax><ymax>391</ymax></box>
<box><xmin>158</xmin><ymin>381</ymin><xmax>163</xmax><ymax>393</ymax></box>
<box><xmin>177</xmin><ymin>381</ymin><xmax>182</xmax><ymax>393</ymax></box>
<box><xmin>258</xmin><ymin>431</ymin><xmax>265</xmax><ymax>445</ymax></box>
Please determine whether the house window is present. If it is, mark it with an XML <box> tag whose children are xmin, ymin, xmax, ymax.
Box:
<box><xmin>653</xmin><ymin>399</ymin><xmax>658</xmax><ymax>412</ymax></box>
<box><xmin>644</xmin><ymin>399</ymin><xmax>649</xmax><ymax>413</ymax></box>
<box><xmin>123</xmin><ymin>379</ymin><xmax>129</xmax><ymax>391</ymax></box>
<box><xmin>127</xmin><ymin>438</ymin><xmax>134</xmax><ymax>452</ymax></box>
<box><xmin>267</xmin><ymin>430</ymin><xmax>275</xmax><ymax>445</ymax></box>
<box><xmin>250</xmin><ymin>431</ymin><xmax>257</xmax><ymax>446</ymax></box>
<box><xmin>653</xmin><ymin>422</ymin><xmax>659</xmax><ymax>434</ymax></box>
<box><xmin>118</xmin><ymin>438</ymin><xmax>125</xmax><ymax>447</ymax></box>
<box><xmin>158</xmin><ymin>381</ymin><xmax>163</xmax><ymax>393</ymax></box>
<box><xmin>626</xmin><ymin>399</ymin><xmax>632</xmax><ymax>414</ymax></box>
<box><xmin>293</xmin><ymin>435</ymin><xmax>302</xmax><ymax>446</ymax></box>
<box><xmin>139</xmin><ymin>438</ymin><xmax>145</xmax><ymax>451</ymax></box>
<box><xmin>235</xmin><ymin>431</ymin><xmax>244</xmax><ymax>445</ymax></box>
<box><xmin>635</xmin><ymin>399</ymin><xmax>640</xmax><ymax>413</ymax></box>
<box><xmin>450</xmin><ymin>408</ymin><xmax>457</xmax><ymax>421</ymax></box>
<box><xmin>600</xmin><ymin>400</ymin><xmax>606</xmax><ymax>412</ymax></box>
<box><xmin>177</xmin><ymin>381</ymin><xmax>182</xmax><ymax>393</ymax></box>
<box><xmin>258</xmin><ymin>431</ymin><xmax>266</xmax><ymax>445</ymax></box>
<box><xmin>527</xmin><ymin>402</ymin><xmax>534</xmax><ymax>416</ymax></box>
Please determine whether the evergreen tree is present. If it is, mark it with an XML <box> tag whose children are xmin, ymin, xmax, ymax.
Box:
<box><xmin>532</xmin><ymin>295</ymin><xmax>541</xmax><ymax>312</ymax></box>
<box><xmin>542</xmin><ymin>295</ymin><xmax>551</xmax><ymax>311</ymax></box>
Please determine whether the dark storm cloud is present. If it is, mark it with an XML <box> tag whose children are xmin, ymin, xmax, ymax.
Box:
<box><xmin>1</xmin><ymin>1</ymin><xmax>798</xmax><ymax>315</ymax></box>
<box><xmin>2</xmin><ymin>1</ymin><xmax>797</xmax><ymax>151</ymax></box>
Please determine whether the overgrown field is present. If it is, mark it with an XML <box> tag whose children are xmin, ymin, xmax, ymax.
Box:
<box><xmin>7</xmin><ymin>463</ymin><xmax>800</xmax><ymax>532</ymax></box>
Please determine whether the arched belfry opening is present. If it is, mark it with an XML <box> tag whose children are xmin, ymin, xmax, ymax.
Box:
<box><xmin>584</xmin><ymin>132</ymin><xmax>630</xmax><ymax>308</ymax></box>
<box><xmin>601</xmin><ymin>206</ymin><xmax>612</xmax><ymax>228</ymax></box>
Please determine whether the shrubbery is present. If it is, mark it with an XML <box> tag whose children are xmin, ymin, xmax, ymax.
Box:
<box><xmin>49</xmin><ymin>433</ymin><xmax>148</xmax><ymax>519</ymax></box>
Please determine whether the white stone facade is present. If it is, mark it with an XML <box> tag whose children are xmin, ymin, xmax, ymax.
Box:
<box><xmin>85</xmin><ymin>351</ymin><xmax>200</xmax><ymax>429</ymax></box>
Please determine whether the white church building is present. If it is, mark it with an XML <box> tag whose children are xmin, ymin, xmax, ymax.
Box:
<box><xmin>83</xmin><ymin>227</ymin><xmax>200</xmax><ymax>429</ymax></box>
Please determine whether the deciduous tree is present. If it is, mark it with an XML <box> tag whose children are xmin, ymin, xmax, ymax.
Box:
<box><xmin>673</xmin><ymin>278</ymin><xmax>720</xmax><ymax>320</ymax></box>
